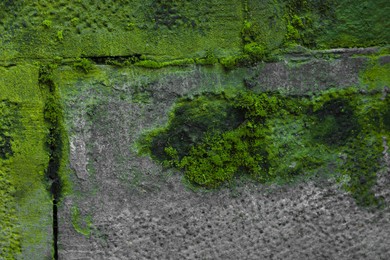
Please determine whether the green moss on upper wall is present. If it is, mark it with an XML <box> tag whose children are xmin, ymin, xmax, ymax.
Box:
<box><xmin>0</xmin><ymin>0</ymin><xmax>243</xmax><ymax>61</ymax></box>
<box><xmin>246</xmin><ymin>0</ymin><xmax>389</xmax><ymax>53</ymax></box>
<box><xmin>319</xmin><ymin>0</ymin><xmax>390</xmax><ymax>48</ymax></box>
<box><xmin>0</xmin><ymin>0</ymin><xmax>388</xmax><ymax>61</ymax></box>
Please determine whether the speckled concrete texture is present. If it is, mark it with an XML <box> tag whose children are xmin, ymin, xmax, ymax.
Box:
<box><xmin>59</xmin><ymin>177</ymin><xmax>390</xmax><ymax>260</ymax></box>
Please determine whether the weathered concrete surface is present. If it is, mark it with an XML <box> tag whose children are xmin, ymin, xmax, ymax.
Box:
<box><xmin>59</xmin><ymin>178</ymin><xmax>390</xmax><ymax>259</ymax></box>
<box><xmin>246</xmin><ymin>48</ymin><xmax>381</xmax><ymax>94</ymax></box>
<box><xmin>56</xmin><ymin>53</ymin><xmax>390</xmax><ymax>259</ymax></box>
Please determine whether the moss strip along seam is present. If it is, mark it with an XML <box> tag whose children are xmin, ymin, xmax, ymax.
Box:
<box><xmin>39</xmin><ymin>64</ymin><xmax>66</xmax><ymax>260</ymax></box>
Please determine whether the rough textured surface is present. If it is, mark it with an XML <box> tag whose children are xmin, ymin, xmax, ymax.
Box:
<box><xmin>55</xmin><ymin>54</ymin><xmax>390</xmax><ymax>259</ymax></box>
<box><xmin>0</xmin><ymin>64</ymin><xmax>53</xmax><ymax>259</ymax></box>
<box><xmin>249</xmin><ymin>56</ymin><xmax>368</xmax><ymax>94</ymax></box>
<box><xmin>60</xmin><ymin>178</ymin><xmax>390</xmax><ymax>260</ymax></box>
<box><xmin>0</xmin><ymin>0</ymin><xmax>243</xmax><ymax>60</ymax></box>
<box><xmin>0</xmin><ymin>1</ymin><xmax>389</xmax><ymax>259</ymax></box>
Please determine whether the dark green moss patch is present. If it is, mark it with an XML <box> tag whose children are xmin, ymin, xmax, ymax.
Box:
<box><xmin>39</xmin><ymin>64</ymin><xmax>69</xmax><ymax>259</ymax></box>
<box><xmin>0</xmin><ymin>101</ymin><xmax>19</xmax><ymax>159</ymax></box>
<box><xmin>343</xmin><ymin>136</ymin><xmax>384</xmax><ymax>207</ymax></box>
<box><xmin>384</xmin><ymin>104</ymin><xmax>390</xmax><ymax>132</ymax></box>
<box><xmin>148</xmin><ymin>93</ymin><xmax>245</xmax><ymax>161</ymax></box>
<box><xmin>139</xmin><ymin>88</ymin><xmax>389</xmax><ymax>206</ymax></box>
<box><xmin>311</xmin><ymin>98</ymin><xmax>360</xmax><ymax>146</ymax></box>
<box><xmin>149</xmin><ymin>0</ymin><xmax>197</xmax><ymax>30</ymax></box>
<box><xmin>283</xmin><ymin>0</ymin><xmax>336</xmax><ymax>48</ymax></box>
<box><xmin>39</xmin><ymin>64</ymin><xmax>69</xmax><ymax>199</ymax></box>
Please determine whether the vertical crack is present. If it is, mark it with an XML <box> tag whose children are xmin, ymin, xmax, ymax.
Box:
<box><xmin>49</xmin><ymin>155</ymin><xmax>60</xmax><ymax>260</ymax></box>
<box><xmin>52</xmin><ymin>198</ymin><xmax>59</xmax><ymax>260</ymax></box>
<box><xmin>39</xmin><ymin>65</ymin><xmax>63</xmax><ymax>260</ymax></box>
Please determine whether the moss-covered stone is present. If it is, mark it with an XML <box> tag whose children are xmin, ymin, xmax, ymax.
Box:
<box><xmin>0</xmin><ymin>1</ymin><xmax>388</xmax><ymax>62</ymax></box>
<box><xmin>0</xmin><ymin>1</ymin><xmax>389</xmax><ymax>257</ymax></box>
<box><xmin>147</xmin><ymin>93</ymin><xmax>245</xmax><ymax>161</ymax></box>
<box><xmin>311</xmin><ymin>97</ymin><xmax>360</xmax><ymax>146</ymax></box>
<box><xmin>140</xmin><ymin>87</ymin><xmax>389</xmax><ymax>206</ymax></box>
<box><xmin>0</xmin><ymin>64</ymin><xmax>53</xmax><ymax>259</ymax></box>
<box><xmin>0</xmin><ymin>0</ymin><xmax>243</xmax><ymax>61</ymax></box>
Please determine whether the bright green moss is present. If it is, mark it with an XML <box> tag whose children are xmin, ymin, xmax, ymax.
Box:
<box><xmin>135</xmin><ymin>58</ymin><xmax>196</xmax><ymax>69</ymax></box>
<box><xmin>57</xmin><ymin>30</ymin><xmax>64</xmax><ymax>41</ymax></box>
<box><xmin>361</xmin><ymin>56</ymin><xmax>390</xmax><ymax>90</ymax></box>
<box><xmin>283</xmin><ymin>0</ymin><xmax>335</xmax><ymax>47</ymax></box>
<box><xmin>71</xmin><ymin>206</ymin><xmax>92</xmax><ymax>237</ymax></box>
<box><xmin>0</xmin><ymin>0</ymin><xmax>243</xmax><ymax>61</ymax></box>
<box><xmin>0</xmin><ymin>64</ymin><xmax>53</xmax><ymax>258</ymax></box>
<box><xmin>0</xmin><ymin>167</ymin><xmax>21</xmax><ymax>259</ymax></box>
<box><xmin>243</xmin><ymin>42</ymin><xmax>266</xmax><ymax>61</ymax></box>
<box><xmin>0</xmin><ymin>101</ymin><xmax>19</xmax><ymax>159</ymax></box>
<box><xmin>0</xmin><ymin>102</ymin><xmax>21</xmax><ymax>259</ymax></box>
<box><xmin>140</xmin><ymin>87</ymin><xmax>389</xmax><ymax>206</ymax></box>
<box><xmin>0</xmin><ymin>103</ymin><xmax>21</xmax><ymax>259</ymax></box>
<box><xmin>42</xmin><ymin>19</ymin><xmax>52</xmax><ymax>28</ymax></box>
<box><xmin>73</xmin><ymin>58</ymin><xmax>94</xmax><ymax>73</ymax></box>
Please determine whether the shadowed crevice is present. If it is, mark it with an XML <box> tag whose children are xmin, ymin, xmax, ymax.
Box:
<box><xmin>39</xmin><ymin>65</ymin><xmax>64</xmax><ymax>260</ymax></box>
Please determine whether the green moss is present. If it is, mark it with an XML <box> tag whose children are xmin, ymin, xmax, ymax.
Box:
<box><xmin>0</xmin><ymin>102</ymin><xmax>21</xmax><ymax>259</ymax></box>
<box><xmin>0</xmin><ymin>0</ymin><xmax>243</xmax><ymax>61</ymax></box>
<box><xmin>311</xmin><ymin>98</ymin><xmax>360</xmax><ymax>146</ymax></box>
<box><xmin>342</xmin><ymin>135</ymin><xmax>384</xmax><ymax>207</ymax></box>
<box><xmin>0</xmin><ymin>167</ymin><xmax>21</xmax><ymax>259</ymax></box>
<box><xmin>220</xmin><ymin>56</ymin><xmax>241</xmax><ymax>69</ymax></box>
<box><xmin>243</xmin><ymin>42</ymin><xmax>266</xmax><ymax>61</ymax></box>
<box><xmin>0</xmin><ymin>101</ymin><xmax>19</xmax><ymax>159</ymax></box>
<box><xmin>39</xmin><ymin>64</ymin><xmax>71</xmax><ymax>199</ymax></box>
<box><xmin>320</xmin><ymin>0</ymin><xmax>390</xmax><ymax>48</ymax></box>
<box><xmin>71</xmin><ymin>206</ymin><xmax>92</xmax><ymax>237</ymax></box>
<box><xmin>245</xmin><ymin>1</ymin><xmax>286</xmax><ymax>52</ymax></box>
<box><xmin>0</xmin><ymin>0</ymin><xmax>387</xmax><ymax>63</ymax></box>
<box><xmin>281</xmin><ymin>0</ymin><xmax>390</xmax><ymax>49</ymax></box>
<box><xmin>42</xmin><ymin>19</ymin><xmax>52</xmax><ymax>28</ymax></box>
<box><xmin>361</xmin><ymin>56</ymin><xmax>390</xmax><ymax>90</ymax></box>
<box><xmin>57</xmin><ymin>30</ymin><xmax>64</xmax><ymax>41</ymax></box>
<box><xmin>73</xmin><ymin>58</ymin><xmax>94</xmax><ymax>73</ymax></box>
<box><xmin>140</xmin><ymin>87</ymin><xmax>389</xmax><ymax>206</ymax></box>
<box><xmin>0</xmin><ymin>64</ymin><xmax>53</xmax><ymax>258</ymax></box>
<box><xmin>140</xmin><ymin>93</ymin><xmax>245</xmax><ymax>162</ymax></box>
<box><xmin>282</xmin><ymin>0</ymin><xmax>335</xmax><ymax>48</ymax></box>
<box><xmin>0</xmin><ymin>0</ymin><xmax>387</xmax><ymax>258</ymax></box>
<box><xmin>140</xmin><ymin>91</ymin><xmax>292</xmax><ymax>187</ymax></box>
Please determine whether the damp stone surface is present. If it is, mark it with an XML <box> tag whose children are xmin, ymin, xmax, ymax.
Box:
<box><xmin>0</xmin><ymin>1</ymin><xmax>389</xmax><ymax>259</ymax></box>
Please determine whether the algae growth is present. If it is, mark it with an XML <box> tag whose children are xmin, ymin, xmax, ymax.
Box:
<box><xmin>140</xmin><ymin>88</ymin><xmax>389</xmax><ymax>207</ymax></box>
<box><xmin>0</xmin><ymin>0</ymin><xmax>389</xmax><ymax>258</ymax></box>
